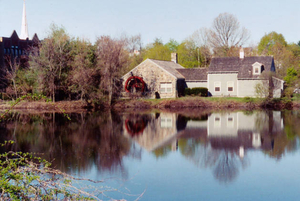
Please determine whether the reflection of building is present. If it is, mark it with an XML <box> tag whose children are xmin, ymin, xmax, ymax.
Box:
<box><xmin>123</xmin><ymin>113</ymin><xmax>180</xmax><ymax>152</ymax></box>
<box><xmin>124</xmin><ymin>111</ymin><xmax>284</xmax><ymax>155</ymax></box>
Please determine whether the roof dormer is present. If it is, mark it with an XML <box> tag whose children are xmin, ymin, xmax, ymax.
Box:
<box><xmin>252</xmin><ymin>62</ymin><xmax>264</xmax><ymax>75</ymax></box>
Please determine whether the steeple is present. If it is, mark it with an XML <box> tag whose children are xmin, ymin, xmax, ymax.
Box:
<box><xmin>20</xmin><ymin>0</ymin><xmax>29</xmax><ymax>40</ymax></box>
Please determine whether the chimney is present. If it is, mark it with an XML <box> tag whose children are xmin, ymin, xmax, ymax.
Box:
<box><xmin>239</xmin><ymin>47</ymin><xmax>244</xmax><ymax>59</ymax></box>
<box><xmin>171</xmin><ymin>53</ymin><xmax>178</xmax><ymax>63</ymax></box>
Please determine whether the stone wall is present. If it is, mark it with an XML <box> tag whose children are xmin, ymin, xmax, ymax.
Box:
<box><xmin>122</xmin><ymin>59</ymin><xmax>178</xmax><ymax>99</ymax></box>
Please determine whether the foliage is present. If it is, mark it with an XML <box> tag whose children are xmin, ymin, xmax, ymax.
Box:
<box><xmin>29</xmin><ymin>24</ymin><xmax>72</xmax><ymax>102</ymax></box>
<box><xmin>258</xmin><ymin>32</ymin><xmax>287</xmax><ymax>55</ymax></box>
<box><xmin>165</xmin><ymin>39</ymin><xmax>179</xmax><ymax>52</ymax></box>
<box><xmin>143</xmin><ymin>38</ymin><xmax>171</xmax><ymax>61</ymax></box>
<box><xmin>177</xmin><ymin>41</ymin><xmax>201</xmax><ymax>68</ymax></box>
<box><xmin>255</xmin><ymin>82</ymin><xmax>269</xmax><ymax>98</ymax></box>
<box><xmin>0</xmin><ymin>141</ymin><xmax>104</xmax><ymax>200</ymax></box>
<box><xmin>185</xmin><ymin>87</ymin><xmax>208</xmax><ymax>97</ymax></box>
<box><xmin>96</xmin><ymin>36</ymin><xmax>130</xmax><ymax>106</ymax></box>
<box><xmin>68</xmin><ymin>38</ymin><xmax>98</xmax><ymax>101</ymax></box>
<box><xmin>284</xmin><ymin>67</ymin><xmax>298</xmax><ymax>85</ymax></box>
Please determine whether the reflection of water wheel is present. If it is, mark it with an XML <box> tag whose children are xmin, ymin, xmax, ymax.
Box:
<box><xmin>125</xmin><ymin>76</ymin><xmax>145</xmax><ymax>93</ymax></box>
<box><xmin>125</xmin><ymin>119</ymin><xmax>146</xmax><ymax>137</ymax></box>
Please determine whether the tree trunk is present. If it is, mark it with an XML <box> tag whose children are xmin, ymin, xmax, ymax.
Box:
<box><xmin>108</xmin><ymin>77</ymin><xmax>113</xmax><ymax>107</ymax></box>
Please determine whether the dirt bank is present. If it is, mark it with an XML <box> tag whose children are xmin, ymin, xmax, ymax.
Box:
<box><xmin>113</xmin><ymin>97</ymin><xmax>295</xmax><ymax>112</ymax></box>
<box><xmin>0</xmin><ymin>97</ymin><xmax>297</xmax><ymax>113</ymax></box>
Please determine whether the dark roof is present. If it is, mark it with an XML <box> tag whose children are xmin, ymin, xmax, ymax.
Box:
<box><xmin>149</xmin><ymin>59</ymin><xmax>185</xmax><ymax>79</ymax></box>
<box><xmin>177</xmin><ymin>68</ymin><xmax>208</xmax><ymax>81</ymax></box>
<box><xmin>209</xmin><ymin>56</ymin><xmax>275</xmax><ymax>79</ymax></box>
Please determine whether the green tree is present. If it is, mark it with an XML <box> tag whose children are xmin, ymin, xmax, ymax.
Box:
<box><xmin>177</xmin><ymin>41</ymin><xmax>201</xmax><ymax>68</ymax></box>
<box><xmin>284</xmin><ymin>67</ymin><xmax>298</xmax><ymax>85</ymax></box>
<box><xmin>69</xmin><ymin>38</ymin><xmax>97</xmax><ymax>101</ymax></box>
<box><xmin>29</xmin><ymin>24</ymin><xmax>72</xmax><ymax>102</ymax></box>
<box><xmin>143</xmin><ymin>38</ymin><xmax>171</xmax><ymax>61</ymax></box>
<box><xmin>165</xmin><ymin>39</ymin><xmax>179</xmax><ymax>52</ymax></box>
<box><xmin>258</xmin><ymin>32</ymin><xmax>287</xmax><ymax>55</ymax></box>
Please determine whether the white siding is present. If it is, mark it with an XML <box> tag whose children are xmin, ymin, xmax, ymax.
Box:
<box><xmin>208</xmin><ymin>73</ymin><xmax>238</xmax><ymax>96</ymax></box>
<box><xmin>186</xmin><ymin>81</ymin><xmax>207</xmax><ymax>89</ymax></box>
<box><xmin>237</xmin><ymin>79</ymin><xmax>264</xmax><ymax>97</ymax></box>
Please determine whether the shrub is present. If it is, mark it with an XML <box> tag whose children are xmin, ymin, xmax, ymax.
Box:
<box><xmin>185</xmin><ymin>87</ymin><xmax>208</xmax><ymax>97</ymax></box>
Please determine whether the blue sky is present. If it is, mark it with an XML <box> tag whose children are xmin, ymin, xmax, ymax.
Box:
<box><xmin>0</xmin><ymin>0</ymin><xmax>299</xmax><ymax>46</ymax></box>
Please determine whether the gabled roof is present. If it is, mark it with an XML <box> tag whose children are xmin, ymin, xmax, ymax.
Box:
<box><xmin>209</xmin><ymin>56</ymin><xmax>275</xmax><ymax>79</ymax></box>
<box><xmin>177</xmin><ymin>68</ymin><xmax>208</xmax><ymax>81</ymax></box>
<box><xmin>122</xmin><ymin>59</ymin><xmax>185</xmax><ymax>79</ymax></box>
<box><xmin>149</xmin><ymin>59</ymin><xmax>185</xmax><ymax>79</ymax></box>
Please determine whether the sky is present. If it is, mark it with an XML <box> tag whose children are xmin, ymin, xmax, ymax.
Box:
<box><xmin>0</xmin><ymin>0</ymin><xmax>299</xmax><ymax>46</ymax></box>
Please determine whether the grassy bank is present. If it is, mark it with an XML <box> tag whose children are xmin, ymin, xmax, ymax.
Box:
<box><xmin>113</xmin><ymin>96</ymin><xmax>294</xmax><ymax>111</ymax></box>
<box><xmin>0</xmin><ymin>96</ymin><xmax>297</xmax><ymax>112</ymax></box>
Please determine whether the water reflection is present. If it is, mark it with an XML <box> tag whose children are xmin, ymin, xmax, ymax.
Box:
<box><xmin>0</xmin><ymin>112</ymin><xmax>142</xmax><ymax>179</ymax></box>
<box><xmin>1</xmin><ymin>110</ymin><xmax>300</xmax><ymax>185</ymax></box>
<box><xmin>124</xmin><ymin>110</ymin><xmax>291</xmax><ymax>183</ymax></box>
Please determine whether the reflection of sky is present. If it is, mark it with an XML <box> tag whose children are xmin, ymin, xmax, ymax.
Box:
<box><xmin>95</xmin><ymin>146</ymin><xmax>300</xmax><ymax>201</ymax></box>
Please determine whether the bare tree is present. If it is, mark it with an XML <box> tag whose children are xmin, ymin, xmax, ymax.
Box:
<box><xmin>187</xmin><ymin>28</ymin><xmax>212</xmax><ymax>67</ymax></box>
<box><xmin>96</xmin><ymin>36</ymin><xmax>129</xmax><ymax>106</ymax></box>
<box><xmin>208</xmin><ymin>13</ymin><xmax>250</xmax><ymax>57</ymax></box>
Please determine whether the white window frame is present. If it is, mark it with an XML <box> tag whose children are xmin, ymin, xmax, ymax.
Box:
<box><xmin>160</xmin><ymin>82</ymin><xmax>172</xmax><ymax>93</ymax></box>
<box><xmin>214</xmin><ymin>82</ymin><xmax>221</xmax><ymax>92</ymax></box>
<box><xmin>161</xmin><ymin>117</ymin><xmax>173</xmax><ymax>128</ymax></box>
<box><xmin>227</xmin><ymin>81</ymin><xmax>234</xmax><ymax>92</ymax></box>
<box><xmin>214</xmin><ymin>116</ymin><xmax>221</xmax><ymax>127</ymax></box>
<box><xmin>252</xmin><ymin>62</ymin><xmax>262</xmax><ymax>75</ymax></box>
<box><xmin>227</xmin><ymin>115</ymin><xmax>234</xmax><ymax>128</ymax></box>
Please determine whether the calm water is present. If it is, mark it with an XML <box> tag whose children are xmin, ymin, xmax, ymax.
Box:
<box><xmin>1</xmin><ymin>110</ymin><xmax>300</xmax><ymax>200</ymax></box>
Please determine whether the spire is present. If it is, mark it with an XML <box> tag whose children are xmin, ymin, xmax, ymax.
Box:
<box><xmin>20</xmin><ymin>0</ymin><xmax>29</xmax><ymax>40</ymax></box>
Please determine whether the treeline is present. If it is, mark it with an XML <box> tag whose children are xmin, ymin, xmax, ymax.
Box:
<box><xmin>5</xmin><ymin>25</ymin><xmax>144</xmax><ymax>106</ymax></box>
<box><xmin>4</xmin><ymin>13</ymin><xmax>300</xmax><ymax>104</ymax></box>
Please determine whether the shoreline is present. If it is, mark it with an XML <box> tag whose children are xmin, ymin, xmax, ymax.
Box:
<box><xmin>0</xmin><ymin>97</ymin><xmax>298</xmax><ymax>113</ymax></box>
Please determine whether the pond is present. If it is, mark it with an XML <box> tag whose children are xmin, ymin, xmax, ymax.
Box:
<box><xmin>1</xmin><ymin>110</ymin><xmax>300</xmax><ymax>200</ymax></box>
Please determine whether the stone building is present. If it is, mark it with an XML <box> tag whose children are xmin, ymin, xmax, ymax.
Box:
<box><xmin>122</xmin><ymin>49</ymin><xmax>284</xmax><ymax>99</ymax></box>
<box><xmin>122</xmin><ymin>55</ymin><xmax>186</xmax><ymax>99</ymax></box>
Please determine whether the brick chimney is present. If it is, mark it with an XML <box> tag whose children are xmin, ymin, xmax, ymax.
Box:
<box><xmin>239</xmin><ymin>47</ymin><xmax>244</xmax><ymax>59</ymax></box>
<box><xmin>171</xmin><ymin>53</ymin><xmax>178</xmax><ymax>63</ymax></box>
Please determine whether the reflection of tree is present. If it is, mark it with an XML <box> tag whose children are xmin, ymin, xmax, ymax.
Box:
<box><xmin>0</xmin><ymin>111</ymin><xmax>142</xmax><ymax>178</ymax></box>
<box><xmin>178</xmin><ymin>139</ymin><xmax>249</xmax><ymax>184</ymax></box>
<box><xmin>213</xmin><ymin>152</ymin><xmax>239</xmax><ymax>183</ymax></box>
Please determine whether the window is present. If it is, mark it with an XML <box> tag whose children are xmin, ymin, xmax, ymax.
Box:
<box><xmin>214</xmin><ymin>82</ymin><xmax>221</xmax><ymax>92</ymax></box>
<box><xmin>214</xmin><ymin>116</ymin><xmax>221</xmax><ymax>127</ymax></box>
<box><xmin>227</xmin><ymin>115</ymin><xmax>234</xmax><ymax>127</ymax></box>
<box><xmin>252</xmin><ymin>62</ymin><xmax>262</xmax><ymax>75</ymax></box>
<box><xmin>160</xmin><ymin>82</ymin><xmax>172</xmax><ymax>93</ymax></box>
<box><xmin>227</xmin><ymin>81</ymin><xmax>234</xmax><ymax>92</ymax></box>
<box><xmin>161</xmin><ymin>117</ymin><xmax>173</xmax><ymax>128</ymax></box>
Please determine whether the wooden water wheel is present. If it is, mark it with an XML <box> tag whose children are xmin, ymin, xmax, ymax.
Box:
<box><xmin>124</xmin><ymin>76</ymin><xmax>145</xmax><ymax>93</ymax></box>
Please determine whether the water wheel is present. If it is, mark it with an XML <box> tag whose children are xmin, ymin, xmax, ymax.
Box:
<box><xmin>124</xmin><ymin>76</ymin><xmax>145</xmax><ymax>93</ymax></box>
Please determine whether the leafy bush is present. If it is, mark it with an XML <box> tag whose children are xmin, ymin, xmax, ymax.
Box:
<box><xmin>185</xmin><ymin>87</ymin><xmax>208</xmax><ymax>97</ymax></box>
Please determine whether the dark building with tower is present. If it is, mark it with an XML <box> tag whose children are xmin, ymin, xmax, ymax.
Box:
<box><xmin>0</xmin><ymin>0</ymin><xmax>39</xmax><ymax>90</ymax></box>
<box><xmin>0</xmin><ymin>30</ymin><xmax>39</xmax><ymax>69</ymax></box>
